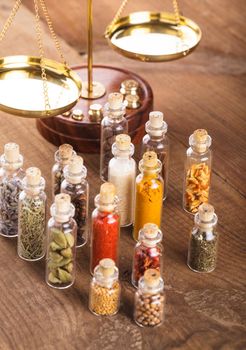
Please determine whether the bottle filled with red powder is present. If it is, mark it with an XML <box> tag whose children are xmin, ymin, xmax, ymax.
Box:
<box><xmin>90</xmin><ymin>182</ymin><xmax>120</xmax><ymax>274</ymax></box>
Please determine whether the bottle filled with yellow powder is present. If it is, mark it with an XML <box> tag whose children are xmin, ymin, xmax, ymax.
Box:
<box><xmin>133</xmin><ymin>151</ymin><xmax>163</xmax><ymax>241</ymax></box>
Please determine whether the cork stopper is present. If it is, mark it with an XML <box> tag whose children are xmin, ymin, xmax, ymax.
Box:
<box><xmin>149</xmin><ymin>111</ymin><xmax>163</xmax><ymax>128</ymax></box>
<box><xmin>100</xmin><ymin>182</ymin><xmax>116</xmax><ymax>204</ymax></box>
<box><xmin>144</xmin><ymin>269</ymin><xmax>160</xmax><ymax>288</ymax></box>
<box><xmin>193</xmin><ymin>129</ymin><xmax>208</xmax><ymax>143</ymax></box>
<box><xmin>143</xmin><ymin>223</ymin><xmax>159</xmax><ymax>239</ymax></box>
<box><xmin>55</xmin><ymin>193</ymin><xmax>71</xmax><ymax>214</ymax></box>
<box><xmin>115</xmin><ymin>134</ymin><xmax>131</xmax><ymax>151</ymax></box>
<box><xmin>59</xmin><ymin>144</ymin><xmax>73</xmax><ymax>159</ymax></box>
<box><xmin>108</xmin><ymin>92</ymin><xmax>123</xmax><ymax>110</ymax></box>
<box><xmin>142</xmin><ymin>151</ymin><xmax>158</xmax><ymax>167</ymax></box>
<box><xmin>68</xmin><ymin>155</ymin><xmax>83</xmax><ymax>174</ymax></box>
<box><xmin>99</xmin><ymin>258</ymin><xmax>115</xmax><ymax>277</ymax></box>
<box><xmin>198</xmin><ymin>203</ymin><xmax>215</xmax><ymax>222</ymax></box>
<box><xmin>4</xmin><ymin>143</ymin><xmax>20</xmax><ymax>163</ymax></box>
<box><xmin>26</xmin><ymin>167</ymin><xmax>41</xmax><ymax>186</ymax></box>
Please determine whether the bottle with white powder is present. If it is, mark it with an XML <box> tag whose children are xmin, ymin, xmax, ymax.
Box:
<box><xmin>108</xmin><ymin>134</ymin><xmax>136</xmax><ymax>227</ymax></box>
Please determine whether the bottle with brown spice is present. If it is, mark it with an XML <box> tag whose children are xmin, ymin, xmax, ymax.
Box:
<box><xmin>134</xmin><ymin>269</ymin><xmax>165</xmax><ymax>328</ymax></box>
<box><xmin>45</xmin><ymin>194</ymin><xmax>77</xmax><ymax>289</ymax></box>
<box><xmin>183</xmin><ymin>129</ymin><xmax>212</xmax><ymax>214</ymax></box>
<box><xmin>61</xmin><ymin>155</ymin><xmax>89</xmax><ymax>247</ymax></box>
<box><xmin>100</xmin><ymin>92</ymin><xmax>128</xmax><ymax>182</ymax></box>
<box><xmin>132</xmin><ymin>223</ymin><xmax>163</xmax><ymax>288</ymax></box>
<box><xmin>89</xmin><ymin>258</ymin><xmax>121</xmax><ymax>316</ymax></box>
<box><xmin>187</xmin><ymin>203</ymin><xmax>218</xmax><ymax>273</ymax></box>
<box><xmin>51</xmin><ymin>144</ymin><xmax>76</xmax><ymax>199</ymax></box>
<box><xmin>142</xmin><ymin>111</ymin><xmax>169</xmax><ymax>200</ymax></box>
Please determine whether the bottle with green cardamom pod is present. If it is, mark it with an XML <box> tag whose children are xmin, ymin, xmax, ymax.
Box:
<box><xmin>18</xmin><ymin>167</ymin><xmax>47</xmax><ymax>261</ymax></box>
<box><xmin>45</xmin><ymin>193</ymin><xmax>77</xmax><ymax>289</ymax></box>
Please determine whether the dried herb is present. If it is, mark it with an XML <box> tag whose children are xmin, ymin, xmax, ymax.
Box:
<box><xmin>18</xmin><ymin>197</ymin><xmax>46</xmax><ymax>260</ymax></box>
<box><xmin>188</xmin><ymin>229</ymin><xmax>218</xmax><ymax>272</ymax></box>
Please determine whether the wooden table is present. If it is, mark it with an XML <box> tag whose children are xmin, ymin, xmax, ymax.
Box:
<box><xmin>0</xmin><ymin>1</ymin><xmax>245</xmax><ymax>349</ymax></box>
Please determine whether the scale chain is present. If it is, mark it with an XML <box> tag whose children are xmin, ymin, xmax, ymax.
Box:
<box><xmin>0</xmin><ymin>0</ymin><xmax>22</xmax><ymax>42</ymax></box>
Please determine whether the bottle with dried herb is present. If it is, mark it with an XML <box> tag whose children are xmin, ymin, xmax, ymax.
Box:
<box><xmin>90</xmin><ymin>182</ymin><xmax>120</xmax><ymax>274</ymax></box>
<box><xmin>142</xmin><ymin>111</ymin><xmax>169</xmax><ymax>200</ymax></box>
<box><xmin>133</xmin><ymin>151</ymin><xmax>163</xmax><ymax>241</ymax></box>
<box><xmin>89</xmin><ymin>258</ymin><xmax>121</xmax><ymax>316</ymax></box>
<box><xmin>51</xmin><ymin>144</ymin><xmax>76</xmax><ymax>199</ymax></box>
<box><xmin>61</xmin><ymin>155</ymin><xmax>89</xmax><ymax>247</ymax></box>
<box><xmin>183</xmin><ymin>129</ymin><xmax>212</xmax><ymax>214</ymax></box>
<box><xmin>134</xmin><ymin>269</ymin><xmax>165</xmax><ymax>328</ymax></box>
<box><xmin>46</xmin><ymin>194</ymin><xmax>77</xmax><ymax>289</ymax></box>
<box><xmin>187</xmin><ymin>203</ymin><xmax>218</xmax><ymax>273</ymax></box>
<box><xmin>100</xmin><ymin>92</ymin><xmax>128</xmax><ymax>182</ymax></box>
<box><xmin>18</xmin><ymin>167</ymin><xmax>46</xmax><ymax>261</ymax></box>
<box><xmin>132</xmin><ymin>223</ymin><xmax>163</xmax><ymax>288</ymax></box>
<box><xmin>0</xmin><ymin>143</ymin><xmax>24</xmax><ymax>237</ymax></box>
<box><xmin>108</xmin><ymin>134</ymin><xmax>136</xmax><ymax>227</ymax></box>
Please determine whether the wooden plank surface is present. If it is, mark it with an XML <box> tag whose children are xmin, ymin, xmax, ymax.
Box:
<box><xmin>0</xmin><ymin>1</ymin><xmax>246</xmax><ymax>349</ymax></box>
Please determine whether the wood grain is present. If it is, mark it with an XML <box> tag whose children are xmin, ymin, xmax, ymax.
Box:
<box><xmin>0</xmin><ymin>1</ymin><xmax>245</xmax><ymax>350</ymax></box>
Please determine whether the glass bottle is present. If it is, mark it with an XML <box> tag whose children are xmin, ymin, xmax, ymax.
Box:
<box><xmin>108</xmin><ymin>134</ymin><xmax>136</xmax><ymax>227</ymax></box>
<box><xmin>89</xmin><ymin>258</ymin><xmax>121</xmax><ymax>316</ymax></box>
<box><xmin>134</xmin><ymin>269</ymin><xmax>165</xmax><ymax>327</ymax></box>
<box><xmin>61</xmin><ymin>155</ymin><xmax>89</xmax><ymax>247</ymax></box>
<box><xmin>142</xmin><ymin>111</ymin><xmax>169</xmax><ymax>200</ymax></box>
<box><xmin>18</xmin><ymin>167</ymin><xmax>46</xmax><ymax>261</ymax></box>
<box><xmin>133</xmin><ymin>151</ymin><xmax>163</xmax><ymax>241</ymax></box>
<box><xmin>100</xmin><ymin>92</ymin><xmax>128</xmax><ymax>182</ymax></box>
<box><xmin>51</xmin><ymin>144</ymin><xmax>76</xmax><ymax>199</ymax></box>
<box><xmin>46</xmin><ymin>194</ymin><xmax>77</xmax><ymax>289</ymax></box>
<box><xmin>90</xmin><ymin>182</ymin><xmax>120</xmax><ymax>274</ymax></box>
<box><xmin>183</xmin><ymin>129</ymin><xmax>212</xmax><ymax>214</ymax></box>
<box><xmin>187</xmin><ymin>203</ymin><xmax>218</xmax><ymax>273</ymax></box>
<box><xmin>132</xmin><ymin>223</ymin><xmax>163</xmax><ymax>288</ymax></box>
<box><xmin>0</xmin><ymin>143</ymin><xmax>24</xmax><ymax>237</ymax></box>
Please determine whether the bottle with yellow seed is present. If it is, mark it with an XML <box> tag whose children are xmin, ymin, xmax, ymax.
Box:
<box><xmin>133</xmin><ymin>151</ymin><xmax>163</xmax><ymax>241</ymax></box>
<box><xmin>183</xmin><ymin>129</ymin><xmax>212</xmax><ymax>214</ymax></box>
<box><xmin>89</xmin><ymin>258</ymin><xmax>121</xmax><ymax>316</ymax></box>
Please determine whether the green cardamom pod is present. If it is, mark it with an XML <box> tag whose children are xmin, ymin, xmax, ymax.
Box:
<box><xmin>48</xmin><ymin>272</ymin><xmax>61</xmax><ymax>284</ymax></box>
<box><xmin>52</xmin><ymin>229</ymin><xmax>67</xmax><ymax>248</ymax></box>
<box><xmin>49</xmin><ymin>252</ymin><xmax>63</xmax><ymax>263</ymax></box>
<box><xmin>65</xmin><ymin>233</ymin><xmax>75</xmax><ymax>248</ymax></box>
<box><xmin>48</xmin><ymin>257</ymin><xmax>71</xmax><ymax>269</ymax></box>
<box><xmin>58</xmin><ymin>268</ymin><xmax>72</xmax><ymax>283</ymax></box>
<box><xmin>49</xmin><ymin>241</ymin><xmax>61</xmax><ymax>251</ymax></box>
<box><xmin>64</xmin><ymin>262</ymin><xmax>73</xmax><ymax>273</ymax></box>
<box><xmin>60</xmin><ymin>247</ymin><xmax>72</xmax><ymax>258</ymax></box>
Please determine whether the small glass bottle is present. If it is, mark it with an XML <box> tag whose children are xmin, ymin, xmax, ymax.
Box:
<box><xmin>100</xmin><ymin>92</ymin><xmax>128</xmax><ymax>182</ymax></box>
<box><xmin>89</xmin><ymin>258</ymin><xmax>121</xmax><ymax>316</ymax></box>
<box><xmin>108</xmin><ymin>134</ymin><xmax>136</xmax><ymax>227</ymax></box>
<box><xmin>51</xmin><ymin>144</ymin><xmax>76</xmax><ymax>199</ymax></box>
<box><xmin>142</xmin><ymin>111</ymin><xmax>169</xmax><ymax>200</ymax></box>
<box><xmin>46</xmin><ymin>194</ymin><xmax>77</xmax><ymax>289</ymax></box>
<box><xmin>183</xmin><ymin>129</ymin><xmax>212</xmax><ymax>214</ymax></box>
<box><xmin>90</xmin><ymin>182</ymin><xmax>120</xmax><ymax>274</ymax></box>
<box><xmin>18</xmin><ymin>167</ymin><xmax>46</xmax><ymax>261</ymax></box>
<box><xmin>61</xmin><ymin>155</ymin><xmax>89</xmax><ymax>247</ymax></box>
<box><xmin>133</xmin><ymin>151</ymin><xmax>163</xmax><ymax>241</ymax></box>
<box><xmin>187</xmin><ymin>203</ymin><xmax>218</xmax><ymax>273</ymax></box>
<box><xmin>0</xmin><ymin>143</ymin><xmax>24</xmax><ymax>237</ymax></box>
<box><xmin>134</xmin><ymin>269</ymin><xmax>165</xmax><ymax>327</ymax></box>
<box><xmin>132</xmin><ymin>223</ymin><xmax>163</xmax><ymax>288</ymax></box>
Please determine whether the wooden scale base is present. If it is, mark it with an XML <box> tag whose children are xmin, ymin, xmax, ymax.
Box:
<box><xmin>36</xmin><ymin>65</ymin><xmax>153</xmax><ymax>153</ymax></box>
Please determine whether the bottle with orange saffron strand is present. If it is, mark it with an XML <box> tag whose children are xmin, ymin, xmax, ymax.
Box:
<box><xmin>133</xmin><ymin>152</ymin><xmax>163</xmax><ymax>241</ymax></box>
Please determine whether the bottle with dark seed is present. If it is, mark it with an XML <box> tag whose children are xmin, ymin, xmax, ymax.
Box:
<box><xmin>18</xmin><ymin>167</ymin><xmax>47</xmax><ymax>261</ymax></box>
<box><xmin>61</xmin><ymin>155</ymin><xmax>89</xmax><ymax>247</ymax></box>
<box><xmin>187</xmin><ymin>203</ymin><xmax>219</xmax><ymax>273</ymax></box>
<box><xmin>100</xmin><ymin>92</ymin><xmax>128</xmax><ymax>182</ymax></box>
<box><xmin>45</xmin><ymin>194</ymin><xmax>77</xmax><ymax>289</ymax></box>
<box><xmin>51</xmin><ymin>144</ymin><xmax>76</xmax><ymax>199</ymax></box>
<box><xmin>134</xmin><ymin>269</ymin><xmax>165</xmax><ymax>328</ymax></box>
<box><xmin>0</xmin><ymin>143</ymin><xmax>25</xmax><ymax>237</ymax></box>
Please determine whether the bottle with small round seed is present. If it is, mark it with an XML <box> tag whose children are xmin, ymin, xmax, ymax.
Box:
<box><xmin>45</xmin><ymin>194</ymin><xmax>77</xmax><ymax>289</ymax></box>
<box><xmin>61</xmin><ymin>155</ymin><xmax>89</xmax><ymax>247</ymax></box>
<box><xmin>89</xmin><ymin>258</ymin><xmax>121</xmax><ymax>316</ymax></box>
<box><xmin>134</xmin><ymin>269</ymin><xmax>165</xmax><ymax>328</ymax></box>
<box><xmin>187</xmin><ymin>203</ymin><xmax>218</xmax><ymax>273</ymax></box>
